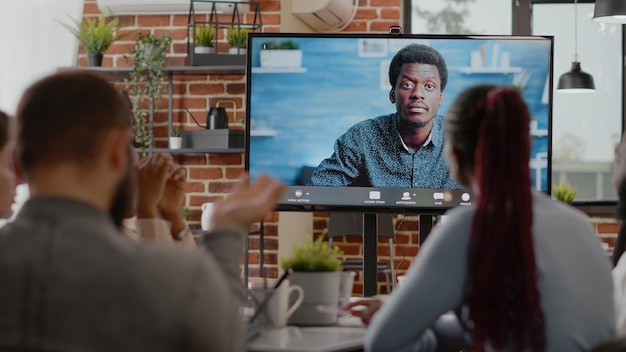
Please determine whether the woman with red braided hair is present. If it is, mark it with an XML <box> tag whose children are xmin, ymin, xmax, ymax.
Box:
<box><xmin>347</xmin><ymin>85</ymin><xmax>616</xmax><ymax>351</ymax></box>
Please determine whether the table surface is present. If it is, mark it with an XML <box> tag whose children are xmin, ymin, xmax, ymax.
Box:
<box><xmin>248</xmin><ymin>316</ymin><xmax>366</xmax><ymax>352</ymax></box>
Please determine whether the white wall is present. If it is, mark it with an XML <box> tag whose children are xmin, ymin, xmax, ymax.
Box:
<box><xmin>0</xmin><ymin>0</ymin><xmax>83</xmax><ymax>115</ymax></box>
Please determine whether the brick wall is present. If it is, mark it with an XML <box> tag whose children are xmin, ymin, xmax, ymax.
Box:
<box><xmin>81</xmin><ymin>0</ymin><xmax>618</xmax><ymax>295</ymax></box>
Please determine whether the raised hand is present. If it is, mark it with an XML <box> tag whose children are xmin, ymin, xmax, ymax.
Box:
<box><xmin>209</xmin><ymin>173</ymin><xmax>286</xmax><ymax>230</ymax></box>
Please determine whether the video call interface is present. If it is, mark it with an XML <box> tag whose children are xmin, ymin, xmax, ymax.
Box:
<box><xmin>245</xmin><ymin>33</ymin><xmax>553</xmax><ymax>212</ymax></box>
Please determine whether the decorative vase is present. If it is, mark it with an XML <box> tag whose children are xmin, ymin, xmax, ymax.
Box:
<box><xmin>194</xmin><ymin>46</ymin><xmax>215</xmax><ymax>54</ymax></box>
<box><xmin>169</xmin><ymin>136</ymin><xmax>183</xmax><ymax>149</ymax></box>
<box><xmin>87</xmin><ymin>53</ymin><xmax>103</xmax><ymax>67</ymax></box>
<box><xmin>287</xmin><ymin>271</ymin><xmax>341</xmax><ymax>326</ymax></box>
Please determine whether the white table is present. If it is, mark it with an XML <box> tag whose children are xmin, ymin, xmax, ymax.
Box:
<box><xmin>248</xmin><ymin>316</ymin><xmax>366</xmax><ymax>352</ymax></box>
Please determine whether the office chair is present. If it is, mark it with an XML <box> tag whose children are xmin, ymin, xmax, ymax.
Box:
<box><xmin>326</xmin><ymin>212</ymin><xmax>396</xmax><ymax>293</ymax></box>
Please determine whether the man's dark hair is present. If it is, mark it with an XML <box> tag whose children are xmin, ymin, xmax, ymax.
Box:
<box><xmin>16</xmin><ymin>72</ymin><xmax>132</xmax><ymax>175</ymax></box>
<box><xmin>389</xmin><ymin>44</ymin><xmax>448</xmax><ymax>91</ymax></box>
<box><xmin>0</xmin><ymin>110</ymin><xmax>8</xmax><ymax>150</ymax></box>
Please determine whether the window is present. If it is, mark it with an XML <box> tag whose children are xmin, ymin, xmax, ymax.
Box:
<box><xmin>406</xmin><ymin>0</ymin><xmax>623</xmax><ymax>203</ymax></box>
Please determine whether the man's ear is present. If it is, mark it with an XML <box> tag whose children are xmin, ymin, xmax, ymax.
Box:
<box><xmin>108</xmin><ymin>128</ymin><xmax>133</xmax><ymax>172</ymax></box>
<box><xmin>439</xmin><ymin>92</ymin><xmax>444</xmax><ymax>105</ymax></box>
<box><xmin>12</xmin><ymin>149</ymin><xmax>24</xmax><ymax>184</ymax></box>
<box><xmin>389</xmin><ymin>89</ymin><xmax>395</xmax><ymax>104</ymax></box>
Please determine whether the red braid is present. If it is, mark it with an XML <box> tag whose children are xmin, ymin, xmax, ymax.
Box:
<box><xmin>464</xmin><ymin>88</ymin><xmax>545</xmax><ymax>351</ymax></box>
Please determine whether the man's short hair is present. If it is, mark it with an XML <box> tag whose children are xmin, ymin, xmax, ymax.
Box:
<box><xmin>0</xmin><ymin>110</ymin><xmax>8</xmax><ymax>150</ymax></box>
<box><xmin>16</xmin><ymin>72</ymin><xmax>132</xmax><ymax>174</ymax></box>
<box><xmin>389</xmin><ymin>43</ymin><xmax>448</xmax><ymax>91</ymax></box>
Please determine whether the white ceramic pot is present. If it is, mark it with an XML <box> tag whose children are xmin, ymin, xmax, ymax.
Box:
<box><xmin>229</xmin><ymin>47</ymin><xmax>245</xmax><ymax>55</ymax></box>
<box><xmin>194</xmin><ymin>46</ymin><xmax>215</xmax><ymax>54</ymax></box>
<box><xmin>169</xmin><ymin>136</ymin><xmax>182</xmax><ymax>149</ymax></box>
<box><xmin>287</xmin><ymin>271</ymin><xmax>341</xmax><ymax>326</ymax></box>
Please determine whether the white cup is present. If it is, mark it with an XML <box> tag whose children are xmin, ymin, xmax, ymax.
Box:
<box><xmin>201</xmin><ymin>202</ymin><xmax>214</xmax><ymax>231</ymax></box>
<box><xmin>250</xmin><ymin>279</ymin><xmax>304</xmax><ymax>328</ymax></box>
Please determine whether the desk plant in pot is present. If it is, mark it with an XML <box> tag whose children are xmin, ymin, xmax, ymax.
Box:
<box><xmin>281</xmin><ymin>232</ymin><xmax>343</xmax><ymax>326</ymax></box>
<box><xmin>124</xmin><ymin>32</ymin><xmax>172</xmax><ymax>151</ymax></box>
<box><xmin>61</xmin><ymin>13</ymin><xmax>126</xmax><ymax>67</ymax></box>
<box><xmin>227</xmin><ymin>27</ymin><xmax>248</xmax><ymax>54</ymax></box>
<box><xmin>194</xmin><ymin>25</ymin><xmax>215</xmax><ymax>54</ymax></box>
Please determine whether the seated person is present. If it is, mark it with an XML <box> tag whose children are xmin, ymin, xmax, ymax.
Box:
<box><xmin>0</xmin><ymin>71</ymin><xmax>285</xmax><ymax>351</ymax></box>
<box><xmin>0</xmin><ymin>110</ymin><xmax>15</xmax><ymax>219</ymax></box>
<box><xmin>309</xmin><ymin>43</ymin><xmax>461</xmax><ymax>189</ymax></box>
<box><xmin>346</xmin><ymin>85</ymin><xmax>615</xmax><ymax>351</ymax></box>
<box><xmin>610</xmin><ymin>132</ymin><xmax>626</xmax><ymax>335</ymax></box>
<box><xmin>124</xmin><ymin>152</ymin><xmax>195</xmax><ymax>245</ymax></box>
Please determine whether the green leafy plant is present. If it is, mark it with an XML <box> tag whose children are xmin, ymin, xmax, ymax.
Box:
<box><xmin>281</xmin><ymin>233</ymin><xmax>343</xmax><ymax>272</ymax></box>
<box><xmin>262</xmin><ymin>40</ymin><xmax>300</xmax><ymax>50</ymax></box>
<box><xmin>181</xmin><ymin>206</ymin><xmax>191</xmax><ymax>221</ymax></box>
<box><xmin>60</xmin><ymin>14</ymin><xmax>127</xmax><ymax>54</ymax></box>
<box><xmin>170</xmin><ymin>127</ymin><xmax>182</xmax><ymax>137</ymax></box>
<box><xmin>195</xmin><ymin>25</ymin><xmax>215</xmax><ymax>47</ymax></box>
<box><xmin>124</xmin><ymin>32</ymin><xmax>172</xmax><ymax>151</ymax></box>
<box><xmin>227</xmin><ymin>27</ymin><xmax>248</xmax><ymax>48</ymax></box>
<box><xmin>553</xmin><ymin>182</ymin><xmax>577</xmax><ymax>204</ymax></box>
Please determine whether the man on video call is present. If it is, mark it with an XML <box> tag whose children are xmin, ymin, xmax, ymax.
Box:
<box><xmin>309</xmin><ymin>43</ymin><xmax>462</xmax><ymax>189</ymax></box>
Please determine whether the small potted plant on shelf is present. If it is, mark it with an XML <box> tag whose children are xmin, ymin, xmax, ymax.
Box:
<box><xmin>169</xmin><ymin>128</ymin><xmax>183</xmax><ymax>149</ymax></box>
<box><xmin>227</xmin><ymin>26</ymin><xmax>248</xmax><ymax>54</ymax></box>
<box><xmin>553</xmin><ymin>182</ymin><xmax>577</xmax><ymax>205</ymax></box>
<box><xmin>194</xmin><ymin>25</ymin><xmax>215</xmax><ymax>54</ymax></box>
<box><xmin>260</xmin><ymin>40</ymin><xmax>302</xmax><ymax>68</ymax></box>
<box><xmin>60</xmin><ymin>13</ymin><xmax>127</xmax><ymax>67</ymax></box>
<box><xmin>280</xmin><ymin>232</ymin><xmax>343</xmax><ymax>326</ymax></box>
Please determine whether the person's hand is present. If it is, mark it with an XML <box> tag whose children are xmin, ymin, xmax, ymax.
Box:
<box><xmin>158</xmin><ymin>163</ymin><xmax>186</xmax><ymax>217</ymax></box>
<box><xmin>210</xmin><ymin>173</ymin><xmax>286</xmax><ymax>230</ymax></box>
<box><xmin>342</xmin><ymin>298</ymin><xmax>383</xmax><ymax>326</ymax></box>
<box><xmin>613</xmin><ymin>134</ymin><xmax>626</xmax><ymax>196</ymax></box>
<box><xmin>135</xmin><ymin>154</ymin><xmax>171</xmax><ymax>218</ymax></box>
<box><xmin>158</xmin><ymin>161</ymin><xmax>188</xmax><ymax>237</ymax></box>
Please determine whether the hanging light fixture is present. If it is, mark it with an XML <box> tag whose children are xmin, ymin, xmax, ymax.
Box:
<box><xmin>593</xmin><ymin>0</ymin><xmax>626</xmax><ymax>23</ymax></box>
<box><xmin>557</xmin><ymin>0</ymin><xmax>596</xmax><ymax>93</ymax></box>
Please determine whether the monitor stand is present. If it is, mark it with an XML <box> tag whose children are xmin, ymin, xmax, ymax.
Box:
<box><xmin>362</xmin><ymin>213</ymin><xmax>434</xmax><ymax>297</ymax></box>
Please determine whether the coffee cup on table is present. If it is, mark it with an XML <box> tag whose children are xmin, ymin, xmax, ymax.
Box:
<box><xmin>249</xmin><ymin>279</ymin><xmax>304</xmax><ymax>328</ymax></box>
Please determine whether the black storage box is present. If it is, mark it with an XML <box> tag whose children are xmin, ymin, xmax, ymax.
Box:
<box><xmin>181</xmin><ymin>129</ymin><xmax>244</xmax><ymax>149</ymax></box>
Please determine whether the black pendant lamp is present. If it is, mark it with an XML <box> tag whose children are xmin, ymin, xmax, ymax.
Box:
<box><xmin>557</xmin><ymin>0</ymin><xmax>596</xmax><ymax>93</ymax></box>
<box><xmin>593</xmin><ymin>0</ymin><xmax>626</xmax><ymax>23</ymax></box>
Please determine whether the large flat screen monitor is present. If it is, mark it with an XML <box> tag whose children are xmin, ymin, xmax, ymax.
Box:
<box><xmin>245</xmin><ymin>33</ymin><xmax>553</xmax><ymax>213</ymax></box>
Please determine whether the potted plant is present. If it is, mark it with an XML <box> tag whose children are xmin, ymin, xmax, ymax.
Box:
<box><xmin>227</xmin><ymin>27</ymin><xmax>248</xmax><ymax>54</ymax></box>
<box><xmin>60</xmin><ymin>13</ymin><xmax>127</xmax><ymax>67</ymax></box>
<box><xmin>169</xmin><ymin>128</ymin><xmax>183</xmax><ymax>149</ymax></box>
<box><xmin>124</xmin><ymin>32</ymin><xmax>172</xmax><ymax>151</ymax></box>
<box><xmin>553</xmin><ymin>182</ymin><xmax>577</xmax><ymax>204</ymax></box>
<box><xmin>260</xmin><ymin>40</ymin><xmax>302</xmax><ymax>68</ymax></box>
<box><xmin>281</xmin><ymin>232</ymin><xmax>343</xmax><ymax>326</ymax></box>
<box><xmin>194</xmin><ymin>25</ymin><xmax>215</xmax><ymax>54</ymax></box>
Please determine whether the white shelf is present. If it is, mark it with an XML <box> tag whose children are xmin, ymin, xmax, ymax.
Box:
<box><xmin>250</xmin><ymin>129</ymin><xmax>278</xmax><ymax>137</ymax></box>
<box><xmin>251</xmin><ymin>67</ymin><xmax>307</xmax><ymax>74</ymax></box>
<box><xmin>457</xmin><ymin>66</ymin><xmax>523</xmax><ymax>74</ymax></box>
<box><xmin>531</xmin><ymin>128</ymin><xmax>548</xmax><ymax>137</ymax></box>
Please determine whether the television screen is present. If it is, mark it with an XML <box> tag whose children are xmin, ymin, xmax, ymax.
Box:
<box><xmin>245</xmin><ymin>33</ymin><xmax>553</xmax><ymax>213</ymax></box>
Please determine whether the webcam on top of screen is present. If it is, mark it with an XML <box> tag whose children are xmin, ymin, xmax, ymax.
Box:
<box><xmin>389</xmin><ymin>26</ymin><xmax>402</xmax><ymax>34</ymax></box>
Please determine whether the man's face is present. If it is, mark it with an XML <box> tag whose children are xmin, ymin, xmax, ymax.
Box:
<box><xmin>0</xmin><ymin>142</ymin><xmax>16</xmax><ymax>219</ymax></box>
<box><xmin>390</xmin><ymin>63</ymin><xmax>444</xmax><ymax>128</ymax></box>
